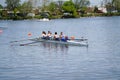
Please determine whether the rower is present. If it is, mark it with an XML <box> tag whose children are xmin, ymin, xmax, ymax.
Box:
<box><xmin>59</xmin><ymin>32</ymin><xmax>64</xmax><ymax>39</ymax></box>
<box><xmin>47</xmin><ymin>31</ymin><xmax>52</xmax><ymax>40</ymax></box>
<box><xmin>59</xmin><ymin>32</ymin><xmax>68</xmax><ymax>42</ymax></box>
<box><xmin>59</xmin><ymin>32</ymin><xmax>65</xmax><ymax>41</ymax></box>
<box><xmin>41</xmin><ymin>31</ymin><xmax>47</xmax><ymax>39</ymax></box>
<box><xmin>54</xmin><ymin>32</ymin><xmax>59</xmax><ymax>40</ymax></box>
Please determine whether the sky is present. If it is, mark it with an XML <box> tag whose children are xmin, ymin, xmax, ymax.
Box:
<box><xmin>0</xmin><ymin>0</ymin><xmax>103</xmax><ymax>6</ymax></box>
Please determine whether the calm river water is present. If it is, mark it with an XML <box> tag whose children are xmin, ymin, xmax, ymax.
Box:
<box><xmin>0</xmin><ymin>17</ymin><xmax>120</xmax><ymax>80</ymax></box>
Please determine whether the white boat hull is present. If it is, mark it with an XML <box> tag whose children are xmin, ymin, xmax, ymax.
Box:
<box><xmin>31</xmin><ymin>38</ymin><xmax>88</xmax><ymax>46</ymax></box>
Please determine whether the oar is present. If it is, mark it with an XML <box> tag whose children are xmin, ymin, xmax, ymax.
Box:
<box><xmin>10</xmin><ymin>39</ymin><xmax>29</xmax><ymax>43</ymax></box>
<box><xmin>73</xmin><ymin>39</ymin><xmax>88</xmax><ymax>41</ymax></box>
<box><xmin>69</xmin><ymin>36</ymin><xmax>88</xmax><ymax>41</ymax></box>
<box><xmin>10</xmin><ymin>32</ymin><xmax>34</xmax><ymax>43</ymax></box>
<box><xmin>10</xmin><ymin>38</ymin><xmax>37</xmax><ymax>43</ymax></box>
<box><xmin>20</xmin><ymin>41</ymin><xmax>38</xmax><ymax>46</ymax></box>
<box><xmin>69</xmin><ymin>38</ymin><xmax>88</xmax><ymax>41</ymax></box>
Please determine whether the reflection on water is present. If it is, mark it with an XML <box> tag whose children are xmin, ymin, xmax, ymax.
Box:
<box><xmin>30</xmin><ymin>42</ymin><xmax>69</xmax><ymax>54</ymax></box>
<box><xmin>42</xmin><ymin>42</ymin><xmax>68</xmax><ymax>53</ymax></box>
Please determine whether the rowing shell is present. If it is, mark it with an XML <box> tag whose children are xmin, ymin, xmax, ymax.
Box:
<box><xmin>30</xmin><ymin>38</ymin><xmax>88</xmax><ymax>46</ymax></box>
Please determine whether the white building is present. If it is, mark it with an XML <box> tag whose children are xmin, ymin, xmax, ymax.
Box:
<box><xmin>27</xmin><ymin>13</ymin><xmax>35</xmax><ymax>17</ymax></box>
<box><xmin>98</xmin><ymin>7</ymin><xmax>107</xmax><ymax>13</ymax></box>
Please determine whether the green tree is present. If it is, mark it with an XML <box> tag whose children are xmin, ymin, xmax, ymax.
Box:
<box><xmin>14</xmin><ymin>8</ymin><xmax>18</xmax><ymax>16</ymax></box>
<box><xmin>48</xmin><ymin>2</ymin><xmax>56</xmax><ymax>13</ymax></box>
<box><xmin>62</xmin><ymin>0</ymin><xmax>75</xmax><ymax>12</ymax></box>
<box><xmin>73</xmin><ymin>0</ymin><xmax>90</xmax><ymax>9</ymax></box>
<box><xmin>103</xmin><ymin>0</ymin><xmax>113</xmax><ymax>12</ymax></box>
<box><xmin>19</xmin><ymin>1</ymin><xmax>33</xmax><ymax>14</ymax></box>
<box><xmin>5</xmin><ymin>0</ymin><xmax>21</xmax><ymax>10</ymax></box>
<box><xmin>62</xmin><ymin>0</ymin><xmax>77</xmax><ymax>17</ymax></box>
<box><xmin>41</xmin><ymin>0</ymin><xmax>49</xmax><ymax>12</ymax></box>
<box><xmin>56</xmin><ymin>0</ymin><xmax>64</xmax><ymax>13</ymax></box>
<box><xmin>94</xmin><ymin>6</ymin><xmax>98</xmax><ymax>13</ymax></box>
<box><xmin>0</xmin><ymin>4</ymin><xmax>3</xmax><ymax>18</ymax></box>
<box><xmin>112</xmin><ymin>0</ymin><xmax>120</xmax><ymax>11</ymax></box>
<box><xmin>103</xmin><ymin>0</ymin><xmax>120</xmax><ymax>12</ymax></box>
<box><xmin>0</xmin><ymin>4</ymin><xmax>3</xmax><ymax>9</ymax></box>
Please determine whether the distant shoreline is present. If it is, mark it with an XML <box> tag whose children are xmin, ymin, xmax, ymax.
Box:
<box><xmin>0</xmin><ymin>12</ymin><xmax>120</xmax><ymax>20</ymax></box>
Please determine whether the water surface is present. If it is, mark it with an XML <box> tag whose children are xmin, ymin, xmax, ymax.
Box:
<box><xmin>0</xmin><ymin>17</ymin><xmax>120</xmax><ymax>80</ymax></box>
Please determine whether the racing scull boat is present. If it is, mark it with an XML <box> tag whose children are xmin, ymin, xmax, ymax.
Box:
<box><xmin>30</xmin><ymin>38</ymin><xmax>88</xmax><ymax>46</ymax></box>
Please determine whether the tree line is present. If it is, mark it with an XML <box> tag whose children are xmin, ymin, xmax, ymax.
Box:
<box><xmin>103</xmin><ymin>0</ymin><xmax>120</xmax><ymax>12</ymax></box>
<box><xmin>0</xmin><ymin>0</ymin><xmax>120</xmax><ymax>20</ymax></box>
